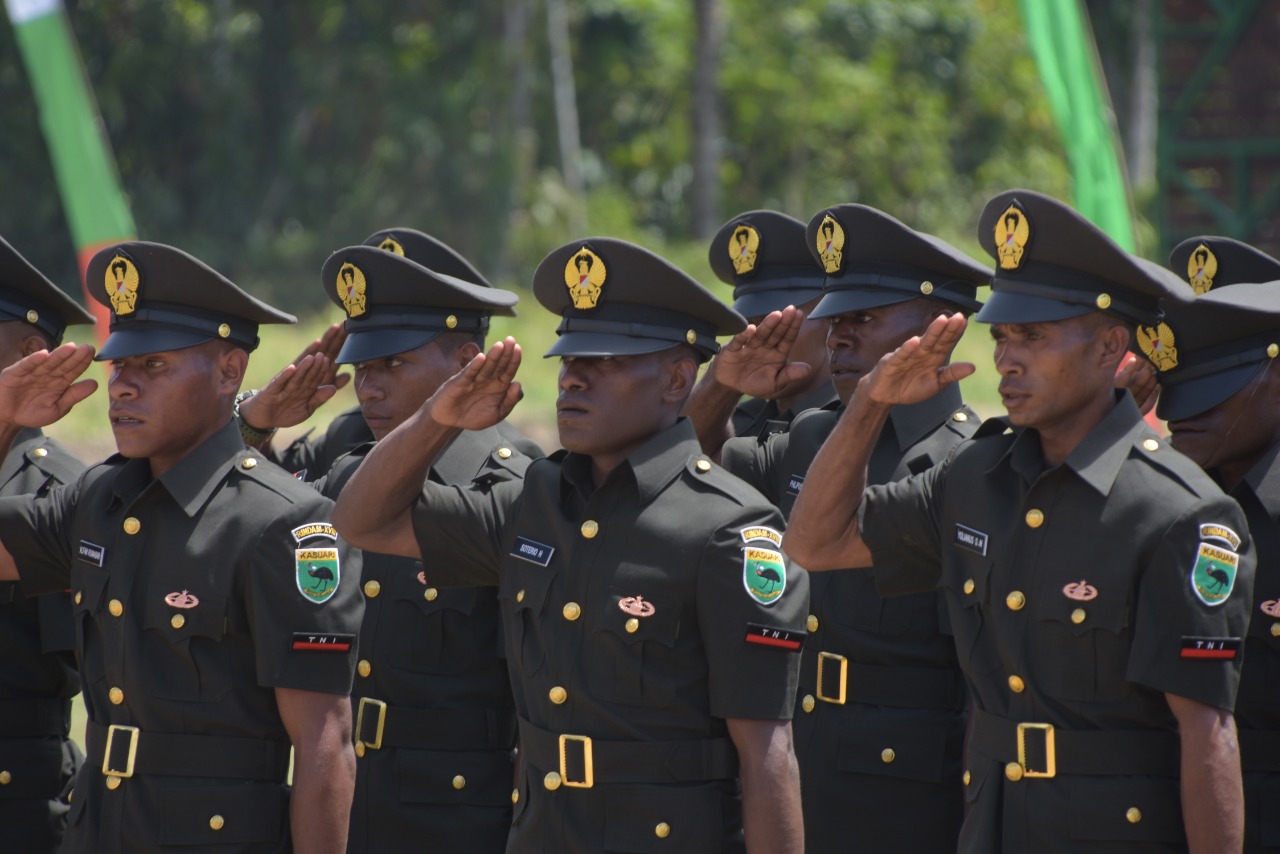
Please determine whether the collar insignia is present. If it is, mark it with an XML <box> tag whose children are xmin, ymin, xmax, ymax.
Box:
<box><xmin>816</xmin><ymin>214</ymin><xmax>845</xmax><ymax>274</ymax></box>
<box><xmin>1137</xmin><ymin>322</ymin><xmax>1178</xmax><ymax>371</ymax></box>
<box><xmin>994</xmin><ymin>204</ymin><xmax>1030</xmax><ymax>270</ymax></box>
<box><xmin>105</xmin><ymin>254</ymin><xmax>141</xmax><ymax>315</ymax></box>
<box><xmin>1187</xmin><ymin>243</ymin><xmax>1217</xmax><ymax>295</ymax></box>
<box><xmin>565</xmin><ymin>246</ymin><xmax>605</xmax><ymax>310</ymax></box>
<box><xmin>729</xmin><ymin>223</ymin><xmax>761</xmax><ymax>276</ymax></box>
<box><xmin>337</xmin><ymin>261</ymin><xmax>368</xmax><ymax>318</ymax></box>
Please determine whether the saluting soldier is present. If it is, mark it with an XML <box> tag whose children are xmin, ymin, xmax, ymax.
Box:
<box><xmin>306</xmin><ymin>244</ymin><xmax>536</xmax><ymax>852</ymax></box>
<box><xmin>0</xmin><ymin>242</ymin><xmax>363</xmax><ymax>853</ymax></box>
<box><xmin>785</xmin><ymin>190</ymin><xmax>1253</xmax><ymax>853</ymax></box>
<box><xmin>1158</xmin><ymin>237</ymin><xmax>1280</xmax><ymax>853</ymax></box>
<box><xmin>241</xmin><ymin>228</ymin><xmax>540</xmax><ymax>478</ymax></box>
<box><xmin>691</xmin><ymin>205</ymin><xmax>988</xmax><ymax>852</ymax></box>
<box><xmin>0</xmin><ymin>237</ymin><xmax>95</xmax><ymax>852</ymax></box>
<box><xmin>333</xmin><ymin>238</ymin><xmax>809</xmax><ymax>853</ymax></box>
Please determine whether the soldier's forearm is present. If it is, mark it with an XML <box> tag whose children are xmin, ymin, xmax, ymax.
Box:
<box><xmin>1170</xmin><ymin>695</ymin><xmax>1243</xmax><ymax>853</ymax></box>
<box><xmin>681</xmin><ymin>366</ymin><xmax>741</xmax><ymax>459</ymax></box>
<box><xmin>732</xmin><ymin>720</ymin><xmax>803</xmax><ymax>854</ymax></box>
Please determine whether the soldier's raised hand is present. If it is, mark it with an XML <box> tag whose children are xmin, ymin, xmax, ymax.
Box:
<box><xmin>0</xmin><ymin>343</ymin><xmax>98</xmax><ymax>429</ymax></box>
<box><xmin>711</xmin><ymin>306</ymin><xmax>812</xmax><ymax>397</ymax></box>
<box><xmin>238</xmin><ymin>325</ymin><xmax>349</xmax><ymax>431</ymax></box>
<box><xmin>863</xmin><ymin>313</ymin><xmax>974</xmax><ymax>406</ymax></box>
<box><xmin>1115</xmin><ymin>352</ymin><xmax>1158</xmax><ymax>416</ymax></box>
<box><xmin>426</xmin><ymin>337</ymin><xmax>523</xmax><ymax>430</ymax></box>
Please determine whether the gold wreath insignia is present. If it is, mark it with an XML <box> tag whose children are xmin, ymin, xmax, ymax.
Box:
<box><xmin>729</xmin><ymin>223</ymin><xmax>761</xmax><ymax>275</ymax></box>
<box><xmin>378</xmin><ymin>236</ymin><xmax>406</xmax><ymax>257</ymax></box>
<box><xmin>337</xmin><ymin>262</ymin><xmax>368</xmax><ymax>318</ymax></box>
<box><xmin>994</xmin><ymin>204</ymin><xmax>1030</xmax><ymax>270</ymax></box>
<box><xmin>104</xmin><ymin>254</ymin><xmax>141</xmax><ymax>315</ymax></box>
<box><xmin>564</xmin><ymin>246</ymin><xmax>606</xmax><ymax>310</ymax></box>
<box><xmin>815</xmin><ymin>214</ymin><xmax>845</xmax><ymax>274</ymax></box>
<box><xmin>1137</xmin><ymin>322</ymin><xmax>1178</xmax><ymax>371</ymax></box>
<box><xmin>1187</xmin><ymin>243</ymin><xmax>1218</xmax><ymax>295</ymax></box>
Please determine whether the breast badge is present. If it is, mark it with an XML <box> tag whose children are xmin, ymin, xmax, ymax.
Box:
<box><xmin>743</xmin><ymin>547</ymin><xmax>786</xmax><ymax>606</ymax></box>
<box><xmin>994</xmin><ymin>204</ymin><xmax>1030</xmax><ymax>271</ymax></box>
<box><xmin>618</xmin><ymin>595</ymin><xmax>656</xmax><ymax>617</ymax></box>
<box><xmin>104</xmin><ymin>253</ymin><xmax>140</xmax><ymax>315</ymax></box>
<box><xmin>1061</xmin><ymin>580</ymin><xmax>1098</xmax><ymax>601</ymax></box>
<box><xmin>164</xmin><ymin>589</ymin><xmax>200</xmax><ymax>609</ymax></box>
<box><xmin>1260</xmin><ymin>600</ymin><xmax>1280</xmax><ymax>618</ymax></box>
<box><xmin>564</xmin><ymin>246</ymin><xmax>606</xmax><ymax>310</ymax></box>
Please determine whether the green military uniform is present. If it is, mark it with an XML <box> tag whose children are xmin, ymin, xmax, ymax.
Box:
<box><xmin>721</xmin><ymin>205</ymin><xmax>989</xmax><ymax>852</ymax></box>
<box><xmin>709</xmin><ymin>211</ymin><xmax>836</xmax><ymax>439</ymax></box>
<box><xmin>0</xmin><ymin>236</ymin><xmax>96</xmax><ymax>852</ymax></box>
<box><xmin>409</xmin><ymin>239</ymin><xmax>809</xmax><ymax>852</ymax></box>
<box><xmin>858</xmin><ymin>191</ymin><xmax>1253</xmax><ymax>852</ymax></box>
<box><xmin>0</xmin><ymin>242</ymin><xmax>363</xmax><ymax>853</ymax></box>
<box><xmin>312</xmin><ymin>243</ymin><xmax>539</xmax><ymax>852</ymax></box>
<box><xmin>1158</xmin><ymin>238</ymin><xmax>1280</xmax><ymax>852</ymax></box>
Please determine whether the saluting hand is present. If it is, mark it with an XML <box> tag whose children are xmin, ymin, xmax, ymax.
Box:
<box><xmin>239</xmin><ymin>323</ymin><xmax>350</xmax><ymax>431</ymax></box>
<box><xmin>425</xmin><ymin>337</ymin><xmax>523</xmax><ymax>430</ymax></box>
<box><xmin>1115</xmin><ymin>352</ymin><xmax>1159</xmax><ymax>416</ymax></box>
<box><xmin>711</xmin><ymin>306</ymin><xmax>813</xmax><ymax>396</ymax></box>
<box><xmin>0</xmin><ymin>343</ymin><xmax>98</xmax><ymax>429</ymax></box>
<box><xmin>863</xmin><ymin>313</ymin><xmax>974</xmax><ymax>406</ymax></box>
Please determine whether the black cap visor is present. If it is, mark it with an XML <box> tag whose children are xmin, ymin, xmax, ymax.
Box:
<box><xmin>732</xmin><ymin>286</ymin><xmax>823</xmax><ymax>319</ymax></box>
<box><xmin>1158</xmin><ymin>360</ymin><xmax>1267</xmax><ymax>422</ymax></box>
<box><xmin>337</xmin><ymin>328</ymin><xmax>443</xmax><ymax>364</ymax></box>
<box><xmin>96</xmin><ymin>328</ymin><xmax>217</xmax><ymax>361</ymax></box>
<box><xmin>974</xmin><ymin>289</ymin><xmax>1095</xmax><ymax>325</ymax></box>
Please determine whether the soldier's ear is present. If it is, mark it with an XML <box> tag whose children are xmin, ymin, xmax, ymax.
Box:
<box><xmin>215</xmin><ymin>344</ymin><xmax>249</xmax><ymax>393</ymax></box>
<box><xmin>1095</xmin><ymin>322</ymin><xmax>1131</xmax><ymax>373</ymax></box>
<box><xmin>449</xmin><ymin>339</ymin><xmax>482</xmax><ymax>369</ymax></box>
<box><xmin>661</xmin><ymin>352</ymin><xmax>698</xmax><ymax>404</ymax></box>
<box><xmin>19</xmin><ymin>332</ymin><xmax>52</xmax><ymax>358</ymax></box>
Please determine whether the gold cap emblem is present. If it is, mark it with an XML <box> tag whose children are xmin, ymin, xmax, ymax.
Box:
<box><xmin>994</xmin><ymin>204</ymin><xmax>1030</xmax><ymax>270</ymax></box>
<box><xmin>729</xmin><ymin>223</ymin><xmax>760</xmax><ymax>275</ymax></box>
<box><xmin>1137</xmin><ymin>322</ymin><xmax>1178</xmax><ymax>371</ymax></box>
<box><xmin>816</xmin><ymin>214</ymin><xmax>845</xmax><ymax>274</ymax></box>
<box><xmin>105</xmin><ymin>254</ymin><xmax>141</xmax><ymax>315</ymax></box>
<box><xmin>1187</xmin><ymin>243</ymin><xmax>1217</xmax><ymax>295</ymax></box>
<box><xmin>337</xmin><ymin>262</ymin><xmax>368</xmax><ymax>318</ymax></box>
<box><xmin>378</xmin><ymin>235</ymin><xmax>406</xmax><ymax>256</ymax></box>
<box><xmin>564</xmin><ymin>246</ymin><xmax>606</xmax><ymax>310</ymax></box>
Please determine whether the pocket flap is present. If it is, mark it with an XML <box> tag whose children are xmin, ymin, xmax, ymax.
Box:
<box><xmin>594</xmin><ymin>588</ymin><xmax>679</xmax><ymax>648</ymax></box>
<box><xmin>602</xmin><ymin>785</ymin><xmax>724</xmax><ymax>852</ymax></box>
<box><xmin>157</xmin><ymin>781</ymin><xmax>287</xmax><ymax>846</ymax></box>
<box><xmin>396</xmin><ymin>747</ymin><xmax>515</xmax><ymax>806</ymax></box>
<box><xmin>836</xmin><ymin>714</ymin><xmax>947</xmax><ymax>783</ymax></box>
<box><xmin>1067</xmin><ymin>776</ymin><xmax>1183</xmax><ymax>843</ymax></box>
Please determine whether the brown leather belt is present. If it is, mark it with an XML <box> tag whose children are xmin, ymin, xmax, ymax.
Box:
<box><xmin>86</xmin><ymin>721</ymin><xmax>291</xmax><ymax>782</ymax></box>
<box><xmin>970</xmin><ymin>708</ymin><xmax>1179</xmax><ymax>778</ymax></box>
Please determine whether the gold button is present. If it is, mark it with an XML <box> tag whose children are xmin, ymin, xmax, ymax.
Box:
<box><xmin>0</xmin><ymin>771</ymin><xmax>10</xmax><ymax>785</ymax></box>
<box><xmin>1272</xmin><ymin>623</ymin><xmax>1280</xmax><ymax>638</ymax></box>
<box><xmin>355</xmin><ymin>742</ymin><xmax>366</xmax><ymax>758</ymax></box>
<box><xmin>106</xmin><ymin>776</ymin><xmax>121</xmax><ymax>790</ymax></box>
<box><xmin>1005</xmin><ymin>762</ymin><xmax>1024</xmax><ymax>782</ymax></box>
<box><xmin>497</xmin><ymin>447</ymin><xmax>513</xmax><ymax>459</ymax></box>
<box><xmin>656</xmin><ymin>822</ymin><xmax>671</xmax><ymax>838</ymax></box>
<box><xmin>1126</xmin><ymin>807</ymin><xmax>1142</xmax><ymax>824</ymax></box>
<box><xmin>217</xmin><ymin>323</ymin><xmax>231</xmax><ymax>339</ymax></box>
<box><xmin>109</xmin><ymin>687</ymin><xmax>124</xmax><ymax>705</ymax></box>
<box><xmin>1025</xmin><ymin>509</ymin><xmax>1044</xmax><ymax>528</ymax></box>
<box><xmin>1096</xmin><ymin>293</ymin><xmax>1112</xmax><ymax>309</ymax></box>
<box><xmin>516</xmin><ymin>589</ymin><xmax>525</xmax><ymax>603</ymax></box>
<box><xmin>802</xmin><ymin>695</ymin><xmax>815</xmax><ymax>713</ymax></box>
<box><xmin>210</xmin><ymin>815</ymin><xmax>225</xmax><ymax>831</ymax></box>
<box><xmin>920</xmin><ymin>281</ymin><xmax>934</xmax><ymax>295</ymax></box>
<box><xmin>952</xmin><ymin>411</ymin><xmax>968</xmax><ymax>422</ymax></box>
<box><xmin>74</xmin><ymin>591</ymin><xmax>82</xmax><ymax>605</ymax></box>
<box><xmin>686</xmin><ymin>329</ymin><xmax>698</xmax><ymax>344</ymax></box>
<box><xmin>1071</xmin><ymin>608</ymin><xmax>1086</xmax><ymax>624</ymax></box>
<box><xmin>544</xmin><ymin>771</ymin><xmax>562</xmax><ymax>790</ymax></box>
<box><xmin>625</xmin><ymin>618</ymin><xmax>640</xmax><ymax>633</ymax></box>
<box><xmin>1142</xmin><ymin>438</ymin><xmax>1159</xmax><ymax>452</ymax></box>
<box><xmin>424</xmin><ymin>588</ymin><xmax>439</xmax><ymax>602</ymax></box>
<box><xmin>881</xmin><ymin>748</ymin><xmax>895</xmax><ymax>763</ymax></box>
<box><xmin>1269</xmin><ymin>343</ymin><xmax>1279</xmax><ymax>359</ymax></box>
<box><xmin>123</xmin><ymin>517</ymin><xmax>141</xmax><ymax>535</ymax></box>
<box><xmin>452</xmin><ymin>775</ymin><xmax>466</xmax><ymax>790</ymax></box>
<box><xmin>963</xmin><ymin>770</ymin><xmax>971</xmax><ymax>786</ymax></box>
<box><xmin>695</xmin><ymin>459</ymin><xmax>712</xmax><ymax>473</ymax></box>
<box><xmin>549</xmin><ymin>686</ymin><xmax>567</xmax><ymax>704</ymax></box>
<box><xmin>25</xmin><ymin>310</ymin><xmax>38</xmax><ymax>324</ymax></box>
<box><xmin>109</xmin><ymin>599</ymin><xmax>124</xmax><ymax>617</ymax></box>
<box><xmin>446</xmin><ymin>315</ymin><xmax>458</xmax><ymax>329</ymax></box>
<box><xmin>562</xmin><ymin>602</ymin><xmax>581</xmax><ymax>621</ymax></box>
<box><xmin>581</xmin><ymin>520</ymin><xmax>599</xmax><ymax>539</ymax></box>
<box><xmin>33</xmin><ymin>447</ymin><xmax>48</xmax><ymax>458</ymax></box>
<box><xmin>806</xmin><ymin>614</ymin><xmax>819</xmax><ymax>633</ymax></box>
<box><xmin>511</xmin><ymin>788</ymin><xmax>519</xmax><ymax>804</ymax></box>
<box><xmin>1008</xmin><ymin>675</ymin><xmax>1025</xmax><ymax>693</ymax></box>
<box><xmin>171</xmin><ymin>614</ymin><xmax>185</xmax><ymax>629</ymax></box>
<box><xmin>358</xmin><ymin>660</ymin><xmax>372</xmax><ymax>678</ymax></box>
<box><xmin>364</xmin><ymin>580</ymin><xmax>381</xmax><ymax>598</ymax></box>
<box><xmin>963</xmin><ymin>579</ymin><xmax>975</xmax><ymax>595</ymax></box>
<box><xmin>240</xmin><ymin>457</ymin><xmax>257</xmax><ymax>470</ymax></box>
<box><xmin>1006</xmin><ymin>591</ymin><xmax>1025</xmax><ymax>611</ymax></box>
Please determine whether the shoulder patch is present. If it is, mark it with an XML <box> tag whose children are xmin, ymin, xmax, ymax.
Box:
<box><xmin>743</xmin><ymin>547</ymin><xmax>786</xmax><ymax>605</ymax></box>
<box><xmin>740</xmin><ymin>526</ymin><xmax>782</xmax><ymax>547</ymax></box>
<box><xmin>744</xmin><ymin>622</ymin><xmax>806</xmax><ymax>651</ymax></box>
<box><xmin>1190</xmin><ymin>542</ymin><xmax>1239</xmax><ymax>607</ymax></box>
<box><xmin>291</xmin><ymin>523</ymin><xmax>338</xmax><ymax>544</ymax></box>
<box><xmin>1179</xmin><ymin>636</ymin><xmax>1240</xmax><ymax>660</ymax></box>
<box><xmin>1199</xmin><ymin>524</ymin><xmax>1241</xmax><ymax>551</ymax></box>
<box><xmin>291</xmin><ymin>632</ymin><xmax>354</xmax><ymax>652</ymax></box>
<box><xmin>296</xmin><ymin>547</ymin><xmax>341</xmax><ymax>604</ymax></box>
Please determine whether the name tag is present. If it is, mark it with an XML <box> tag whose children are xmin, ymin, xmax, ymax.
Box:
<box><xmin>785</xmin><ymin>475</ymin><xmax>805</xmax><ymax>496</ymax></box>
<box><xmin>511</xmin><ymin>536</ymin><xmax>555</xmax><ymax>567</ymax></box>
<box><xmin>953</xmin><ymin>524</ymin><xmax>988</xmax><ymax>556</ymax></box>
<box><xmin>78</xmin><ymin>540</ymin><xmax>106</xmax><ymax>567</ymax></box>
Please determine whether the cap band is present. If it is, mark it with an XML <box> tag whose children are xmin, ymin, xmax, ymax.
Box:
<box><xmin>732</xmin><ymin>265</ymin><xmax>825</xmax><ymax>293</ymax></box>
<box><xmin>109</xmin><ymin>302</ymin><xmax>259</xmax><ymax>350</ymax></box>
<box><xmin>822</xmin><ymin>262</ymin><xmax>981</xmax><ymax>311</ymax></box>
<box><xmin>0</xmin><ymin>294</ymin><xmax>64</xmax><ymax>344</ymax></box>
<box><xmin>556</xmin><ymin>316</ymin><xmax>720</xmax><ymax>354</ymax></box>
<box><xmin>992</xmin><ymin>261</ymin><xmax>1160</xmax><ymax>325</ymax></box>
<box><xmin>342</xmin><ymin>307</ymin><xmax>490</xmax><ymax>335</ymax></box>
<box><xmin>1160</xmin><ymin>331</ymin><xmax>1280</xmax><ymax>386</ymax></box>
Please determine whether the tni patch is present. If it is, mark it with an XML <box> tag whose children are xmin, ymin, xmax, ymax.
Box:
<box><xmin>291</xmin><ymin>633</ymin><xmax>355</xmax><ymax>652</ymax></box>
<box><xmin>1179</xmin><ymin>637</ymin><xmax>1241</xmax><ymax>660</ymax></box>
<box><xmin>296</xmin><ymin>548</ymin><xmax>341</xmax><ymax>604</ymax></box>
<box><xmin>1190</xmin><ymin>542</ymin><xmax>1239</xmax><ymax>607</ymax></box>
<box><xmin>743</xmin><ymin>547</ymin><xmax>786</xmax><ymax>606</ymax></box>
<box><xmin>744</xmin><ymin>622</ymin><xmax>806</xmax><ymax>651</ymax></box>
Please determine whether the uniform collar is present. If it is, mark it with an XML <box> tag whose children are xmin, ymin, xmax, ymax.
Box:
<box><xmin>785</xmin><ymin>380</ymin><xmax>840</xmax><ymax>420</ymax></box>
<box><xmin>561</xmin><ymin>418</ymin><xmax>700</xmax><ymax>506</ymax></box>
<box><xmin>156</xmin><ymin>418</ymin><xmax>252</xmax><ymax>516</ymax></box>
<box><xmin>888</xmin><ymin>383</ymin><xmax>965</xmax><ymax>452</ymax></box>
<box><xmin>1241</xmin><ymin>440</ymin><xmax>1280</xmax><ymax>519</ymax></box>
<box><xmin>0</xmin><ymin>427</ymin><xmax>45</xmax><ymax>489</ymax></box>
<box><xmin>429</xmin><ymin>424</ymin><xmax>506</xmax><ymax>485</ymax></box>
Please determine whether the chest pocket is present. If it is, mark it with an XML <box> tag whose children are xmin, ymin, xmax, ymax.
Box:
<box><xmin>588</xmin><ymin>578</ymin><xmax>680</xmax><ymax>708</ymax></box>
<box><xmin>141</xmin><ymin>581</ymin><xmax>232</xmax><ymax>702</ymax></box>
<box><xmin>71</xmin><ymin>568</ymin><xmax>109</xmax><ymax>689</ymax></box>
<box><xmin>1033</xmin><ymin>576</ymin><xmax>1132</xmax><ymax>703</ymax></box>
<box><xmin>939</xmin><ymin>552</ymin><xmax>1001</xmax><ymax>676</ymax></box>
<box><xmin>498</xmin><ymin>565</ymin><xmax>555</xmax><ymax>676</ymax></box>
<box><xmin>385</xmin><ymin>566</ymin><xmax>483</xmax><ymax>675</ymax></box>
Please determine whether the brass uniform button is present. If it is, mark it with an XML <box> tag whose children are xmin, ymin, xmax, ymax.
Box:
<box><xmin>1025</xmin><ymin>509</ymin><xmax>1044</xmax><ymax>528</ymax></box>
<box><xmin>511</xmin><ymin>788</ymin><xmax>519</xmax><ymax>804</ymax></box>
<box><xmin>1142</xmin><ymin>438</ymin><xmax>1160</xmax><ymax>452</ymax></box>
<box><xmin>26</xmin><ymin>310</ymin><xmax>38</xmax><ymax>324</ymax></box>
<box><xmin>0</xmin><ymin>771</ymin><xmax>10</xmax><ymax>785</ymax></box>
<box><xmin>363</xmin><ymin>580</ymin><xmax>381</xmax><ymax>598</ymax></box>
<box><xmin>625</xmin><ymin>618</ymin><xmax>640</xmax><ymax>633</ymax></box>
<box><xmin>109</xmin><ymin>599</ymin><xmax>124</xmax><ymax>617</ymax></box>
<box><xmin>544</xmin><ymin>771</ymin><xmax>562</xmax><ymax>790</ymax></box>
<box><xmin>963</xmin><ymin>770</ymin><xmax>971</xmax><ymax>786</ymax></box>
<box><xmin>1126</xmin><ymin>807</ymin><xmax>1142</xmax><ymax>824</ymax></box>
<box><xmin>452</xmin><ymin>775</ymin><xmax>466</xmax><ymax>790</ymax></box>
<box><xmin>1272</xmin><ymin>623</ymin><xmax>1280</xmax><ymax>638</ymax></box>
<box><xmin>358</xmin><ymin>660</ymin><xmax>372</xmax><ymax>678</ymax></box>
<box><xmin>171</xmin><ymin>614</ymin><xmax>185</xmax><ymax>629</ymax></box>
<box><xmin>1005</xmin><ymin>762</ymin><xmax>1024</xmax><ymax>782</ymax></box>
<box><xmin>446</xmin><ymin>315</ymin><xmax>458</xmax><ymax>329</ymax></box>
<box><xmin>549</xmin><ymin>686</ymin><xmax>567</xmax><ymax>705</ymax></box>
<box><xmin>33</xmin><ymin>447</ymin><xmax>48</xmax><ymax>458</ymax></box>
<box><xmin>802</xmin><ymin>695</ymin><xmax>815</xmax><ymax>713</ymax></box>
<box><xmin>106</xmin><ymin>776</ymin><xmax>122</xmax><ymax>790</ymax></box>
<box><xmin>355</xmin><ymin>742</ymin><xmax>366</xmax><ymax>758</ymax></box>
<box><xmin>240</xmin><ymin>457</ymin><xmax>257</xmax><ymax>470</ymax></box>
<box><xmin>1008</xmin><ymin>675</ymin><xmax>1025</xmax><ymax>693</ymax></box>
<box><xmin>806</xmin><ymin>614</ymin><xmax>819</xmax><ymax>633</ymax></box>
<box><xmin>952</xmin><ymin>411</ymin><xmax>969</xmax><ymax>422</ymax></box>
<box><xmin>424</xmin><ymin>588</ymin><xmax>438</xmax><ymax>602</ymax></box>
<box><xmin>516</xmin><ymin>589</ymin><xmax>525</xmax><ymax>603</ymax></box>
<box><xmin>1096</xmin><ymin>293</ymin><xmax>1112</xmax><ymax>309</ymax></box>
<box><xmin>497</xmin><ymin>447</ymin><xmax>513</xmax><ymax>459</ymax></box>
<box><xmin>581</xmin><ymin>520</ymin><xmax>599</xmax><ymax>539</ymax></box>
<box><xmin>563</xmin><ymin>602</ymin><xmax>582</xmax><ymax>621</ymax></box>
<box><xmin>210</xmin><ymin>815</ymin><xmax>225</xmax><ymax>831</ymax></box>
<box><xmin>109</xmin><ymin>687</ymin><xmax>124</xmax><ymax>705</ymax></box>
<box><xmin>1071</xmin><ymin>608</ymin><xmax>1086</xmax><ymax>624</ymax></box>
<box><xmin>74</xmin><ymin>591</ymin><xmax>82</xmax><ymax>605</ymax></box>
<box><xmin>963</xmin><ymin>579</ymin><xmax>975</xmax><ymax>595</ymax></box>
<box><xmin>655</xmin><ymin>822</ymin><xmax>671</xmax><ymax>838</ymax></box>
<box><xmin>920</xmin><ymin>281</ymin><xmax>934</xmax><ymax>295</ymax></box>
<box><xmin>1269</xmin><ymin>343</ymin><xmax>1280</xmax><ymax>359</ymax></box>
<box><xmin>881</xmin><ymin>748</ymin><xmax>895</xmax><ymax>763</ymax></box>
<box><xmin>695</xmin><ymin>459</ymin><xmax>712</xmax><ymax>473</ymax></box>
<box><xmin>1006</xmin><ymin>591</ymin><xmax>1026</xmax><ymax>611</ymax></box>
<box><xmin>123</xmin><ymin>517</ymin><xmax>141</xmax><ymax>535</ymax></box>
<box><xmin>686</xmin><ymin>329</ymin><xmax>698</xmax><ymax>344</ymax></box>
<box><xmin>217</xmin><ymin>322</ymin><xmax>231</xmax><ymax>338</ymax></box>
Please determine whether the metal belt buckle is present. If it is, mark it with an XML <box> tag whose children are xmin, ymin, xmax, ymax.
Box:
<box><xmin>1016</xmin><ymin>722</ymin><xmax>1056</xmax><ymax>778</ymax></box>
<box><xmin>816</xmin><ymin>651</ymin><xmax>848</xmax><ymax>705</ymax></box>
<box><xmin>558</xmin><ymin>734</ymin><xmax>594</xmax><ymax>789</ymax></box>
<box><xmin>102</xmin><ymin>724</ymin><xmax>140</xmax><ymax>778</ymax></box>
<box><xmin>355</xmin><ymin>697</ymin><xmax>388</xmax><ymax>751</ymax></box>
